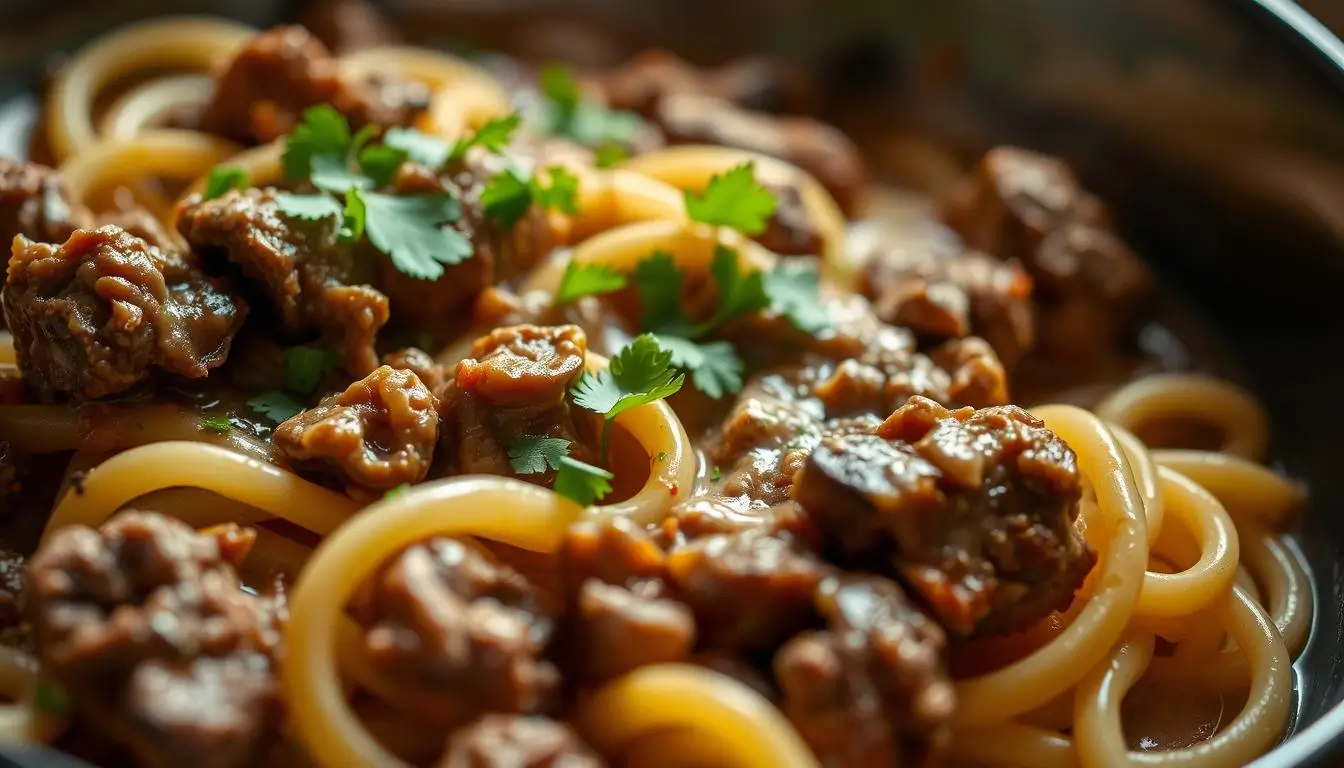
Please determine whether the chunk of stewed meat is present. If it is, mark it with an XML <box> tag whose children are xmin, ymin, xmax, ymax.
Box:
<box><xmin>177</xmin><ymin>187</ymin><xmax>388</xmax><ymax>375</ymax></box>
<box><xmin>931</xmin><ymin>337</ymin><xmax>1010</xmax><ymax>409</ymax></box>
<box><xmin>202</xmin><ymin>25</ymin><xmax>428</xmax><ymax>144</ymax></box>
<box><xmin>602</xmin><ymin>49</ymin><xmax>818</xmax><ymax>118</ymax></box>
<box><xmin>559</xmin><ymin>518</ymin><xmax>694</xmax><ymax>681</ymax></box>
<box><xmin>382</xmin><ymin>346</ymin><xmax>446</xmax><ymax>391</ymax></box>
<box><xmin>439</xmin><ymin>324</ymin><xmax>596</xmax><ymax>480</ymax></box>
<box><xmin>376</xmin><ymin>153</ymin><xmax>565</xmax><ymax>330</ymax></box>
<box><xmin>3</xmin><ymin>226</ymin><xmax>247</xmax><ymax>401</ymax></box>
<box><xmin>859</xmin><ymin>238</ymin><xmax>1034</xmax><ymax>368</ymax></box>
<box><xmin>775</xmin><ymin>575</ymin><xmax>954</xmax><ymax>768</ymax></box>
<box><xmin>940</xmin><ymin>147</ymin><xmax>1152</xmax><ymax>356</ymax></box>
<box><xmin>274</xmin><ymin>366</ymin><xmax>439</xmax><ymax>493</ymax></box>
<box><xmin>666</xmin><ymin>528</ymin><xmax>828</xmax><ymax>652</ymax></box>
<box><xmin>98</xmin><ymin>203</ymin><xmax>179</xmax><ymax>253</ymax></box>
<box><xmin>437</xmin><ymin>715</ymin><xmax>604</xmax><ymax>768</ymax></box>
<box><xmin>0</xmin><ymin>157</ymin><xmax>90</xmax><ymax>254</ymax></box>
<box><xmin>27</xmin><ymin>512</ymin><xmax>282</xmax><ymax>768</ymax></box>
<box><xmin>794</xmin><ymin>396</ymin><xmax>1093</xmax><ymax>635</ymax></box>
<box><xmin>757</xmin><ymin>183</ymin><xmax>825</xmax><ymax>257</ymax></box>
<box><xmin>358</xmin><ymin>538</ymin><xmax>559</xmax><ymax>728</ymax></box>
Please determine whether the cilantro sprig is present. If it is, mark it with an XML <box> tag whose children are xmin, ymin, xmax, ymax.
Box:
<box><xmin>507</xmin><ymin>435</ymin><xmax>615</xmax><ymax>506</ymax></box>
<box><xmin>538</xmin><ymin>63</ymin><xmax>648</xmax><ymax>150</ymax></box>
<box><xmin>481</xmin><ymin>165</ymin><xmax>579</xmax><ymax>228</ymax></box>
<box><xmin>507</xmin><ymin>435</ymin><xmax>572</xmax><ymax>475</ymax></box>
<box><xmin>203</xmin><ymin>166</ymin><xmax>249</xmax><ymax>201</ymax></box>
<box><xmin>246</xmin><ymin>346</ymin><xmax>339</xmax><ymax>424</ymax></box>
<box><xmin>554</xmin><ymin>261</ymin><xmax>627</xmax><ymax>306</ymax></box>
<box><xmin>684</xmin><ymin>162</ymin><xmax>779</xmax><ymax>235</ymax></box>
<box><xmin>570</xmin><ymin>334</ymin><xmax>684</xmax><ymax>461</ymax></box>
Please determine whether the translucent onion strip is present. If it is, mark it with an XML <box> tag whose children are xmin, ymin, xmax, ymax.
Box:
<box><xmin>47</xmin><ymin>16</ymin><xmax>253</xmax><ymax>160</ymax></box>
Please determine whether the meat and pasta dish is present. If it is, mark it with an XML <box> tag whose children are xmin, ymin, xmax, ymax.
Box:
<box><xmin>0</xmin><ymin>7</ymin><xmax>1314</xmax><ymax>768</ymax></box>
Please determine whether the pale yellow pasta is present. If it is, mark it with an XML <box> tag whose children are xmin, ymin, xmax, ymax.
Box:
<box><xmin>100</xmin><ymin>75</ymin><xmax>215</xmax><ymax>141</ymax></box>
<box><xmin>47</xmin><ymin>17</ymin><xmax>253</xmax><ymax>160</ymax></box>
<box><xmin>1096</xmin><ymin>375</ymin><xmax>1270</xmax><ymax>461</ymax></box>
<box><xmin>59</xmin><ymin>129</ymin><xmax>243</xmax><ymax>218</ymax></box>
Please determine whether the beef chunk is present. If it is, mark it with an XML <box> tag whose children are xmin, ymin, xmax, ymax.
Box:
<box><xmin>376</xmin><ymin>154</ymin><xmax>564</xmax><ymax>330</ymax></box>
<box><xmin>202</xmin><ymin>25</ymin><xmax>428</xmax><ymax>144</ymax></box>
<box><xmin>794</xmin><ymin>396</ymin><xmax>1093</xmax><ymax>635</ymax></box>
<box><xmin>382</xmin><ymin>346</ymin><xmax>446</xmax><ymax>391</ymax></box>
<box><xmin>603</xmin><ymin>49</ymin><xmax>817</xmax><ymax>118</ymax></box>
<box><xmin>3</xmin><ymin>226</ymin><xmax>247</xmax><ymax>401</ymax></box>
<box><xmin>177</xmin><ymin>187</ymin><xmax>389</xmax><ymax>375</ymax></box>
<box><xmin>98</xmin><ymin>204</ymin><xmax>178</xmax><ymax>253</ymax></box>
<box><xmin>559</xmin><ymin>518</ymin><xmax>694</xmax><ymax>681</ymax></box>
<box><xmin>437</xmin><ymin>715</ymin><xmax>604</xmax><ymax>768</ymax></box>
<box><xmin>940</xmin><ymin>147</ymin><xmax>1152</xmax><ymax>357</ymax></box>
<box><xmin>27</xmin><ymin>512</ymin><xmax>282</xmax><ymax>768</ymax></box>
<box><xmin>666</xmin><ymin>529</ymin><xmax>828</xmax><ymax>652</ymax></box>
<box><xmin>0</xmin><ymin>157</ymin><xmax>90</xmax><ymax>254</ymax></box>
<box><xmin>757</xmin><ymin>183</ymin><xmax>825</xmax><ymax>257</ymax></box>
<box><xmin>274</xmin><ymin>365</ymin><xmax>440</xmax><ymax>493</ymax></box>
<box><xmin>439</xmin><ymin>324</ymin><xmax>596</xmax><ymax>480</ymax></box>
<box><xmin>358</xmin><ymin>538</ymin><xmax>559</xmax><ymax>727</ymax></box>
<box><xmin>931</xmin><ymin>337</ymin><xmax>1010</xmax><ymax>410</ymax></box>
<box><xmin>775</xmin><ymin>575</ymin><xmax>954</xmax><ymax>768</ymax></box>
<box><xmin>859</xmin><ymin>238</ymin><xmax>1034</xmax><ymax>368</ymax></box>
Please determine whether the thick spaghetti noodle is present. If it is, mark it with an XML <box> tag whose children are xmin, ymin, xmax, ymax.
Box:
<box><xmin>0</xmin><ymin>11</ymin><xmax>1312</xmax><ymax>768</ymax></box>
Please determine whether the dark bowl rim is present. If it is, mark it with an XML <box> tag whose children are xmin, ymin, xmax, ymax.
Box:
<box><xmin>1240</xmin><ymin>2</ymin><xmax>1344</xmax><ymax>766</ymax></box>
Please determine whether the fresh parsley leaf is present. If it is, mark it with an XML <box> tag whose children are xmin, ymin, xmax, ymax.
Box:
<box><xmin>358</xmin><ymin>144</ymin><xmax>409</xmax><ymax>187</ymax></box>
<box><xmin>363</xmin><ymin>193</ymin><xmax>471</xmax><ymax>280</ymax></box>
<box><xmin>247</xmin><ymin>391</ymin><xmax>306</xmax><ymax>423</ymax></box>
<box><xmin>284</xmin><ymin>346</ymin><xmax>336</xmax><ymax>395</ymax></box>
<box><xmin>571</xmin><ymin>333</ymin><xmax>684</xmax><ymax>461</ymax></box>
<box><xmin>534</xmin><ymin>165</ymin><xmax>579</xmax><ymax>214</ymax></box>
<box><xmin>633</xmin><ymin>251</ymin><xmax>690</xmax><ymax>334</ymax></box>
<box><xmin>275</xmin><ymin>193</ymin><xmax>343</xmax><ymax>222</ymax></box>
<box><xmin>481</xmin><ymin>170</ymin><xmax>533</xmax><ymax>228</ymax></box>
<box><xmin>554</xmin><ymin>261</ymin><xmax>627</xmax><ymax>305</ymax></box>
<box><xmin>656</xmin><ymin>335</ymin><xmax>743</xmax><ymax>399</ymax></box>
<box><xmin>200</xmin><ymin>415</ymin><xmax>233</xmax><ymax>434</ymax></box>
<box><xmin>311</xmin><ymin>153</ymin><xmax>373</xmax><ymax>193</ymax></box>
<box><xmin>594</xmin><ymin>143</ymin><xmax>629</xmax><ymax>169</ymax></box>
<box><xmin>765</xmin><ymin>260</ymin><xmax>830</xmax><ymax>333</ymax></box>
<box><xmin>282</xmin><ymin>105</ymin><xmax>353</xmax><ymax>181</ymax></box>
<box><xmin>340</xmin><ymin>188</ymin><xmax>367</xmax><ymax>243</ymax></box>
<box><xmin>709</xmin><ymin>465</ymin><xmax>723</xmax><ymax>481</ymax></box>
<box><xmin>384</xmin><ymin>484</ymin><xmax>410</xmax><ymax>500</ymax></box>
<box><xmin>554</xmin><ymin>456</ymin><xmax>614</xmax><ymax>507</ymax></box>
<box><xmin>33</xmin><ymin>681</ymin><xmax>69</xmax><ymax>716</ymax></box>
<box><xmin>571</xmin><ymin>333</ymin><xmax>685</xmax><ymax>420</ymax></box>
<box><xmin>538</xmin><ymin>62</ymin><xmax>648</xmax><ymax>149</ymax></box>
<box><xmin>684</xmin><ymin>162</ymin><xmax>778</xmax><ymax>235</ymax></box>
<box><xmin>481</xmin><ymin>166</ymin><xmax>580</xmax><ymax>229</ymax></box>
<box><xmin>384</xmin><ymin>127</ymin><xmax>452</xmax><ymax>168</ymax></box>
<box><xmin>448</xmin><ymin>113</ymin><xmax>522</xmax><ymax>161</ymax></box>
<box><xmin>700</xmin><ymin>246</ymin><xmax>769</xmax><ymax>331</ymax></box>
<box><xmin>540</xmin><ymin>63</ymin><xmax>581</xmax><ymax>114</ymax></box>
<box><xmin>507</xmin><ymin>435</ymin><xmax>572</xmax><ymax>474</ymax></box>
<box><xmin>203</xmin><ymin>166</ymin><xmax>248</xmax><ymax>200</ymax></box>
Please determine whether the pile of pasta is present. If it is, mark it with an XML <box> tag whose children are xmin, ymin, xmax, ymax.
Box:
<box><xmin>0</xmin><ymin>16</ymin><xmax>1312</xmax><ymax>768</ymax></box>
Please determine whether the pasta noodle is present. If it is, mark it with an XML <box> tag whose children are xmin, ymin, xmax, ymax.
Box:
<box><xmin>0</xmin><ymin>13</ymin><xmax>1317</xmax><ymax>768</ymax></box>
<box><xmin>46</xmin><ymin>17</ymin><xmax>254</xmax><ymax>161</ymax></box>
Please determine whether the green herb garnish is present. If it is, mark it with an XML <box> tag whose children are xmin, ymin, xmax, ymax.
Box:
<box><xmin>507</xmin><ymin>435</ymin><xmax>573</xmax><ymax>475</ymax></box>
<box><xmin>554</xmin><ymin>456</ymin><xmax>614</xmax><ymax>507</ymax></box>
<box><xmin>570</xmin><ymin>334</ymin><xmax>684</xmax><ymax>460</ymax></box>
